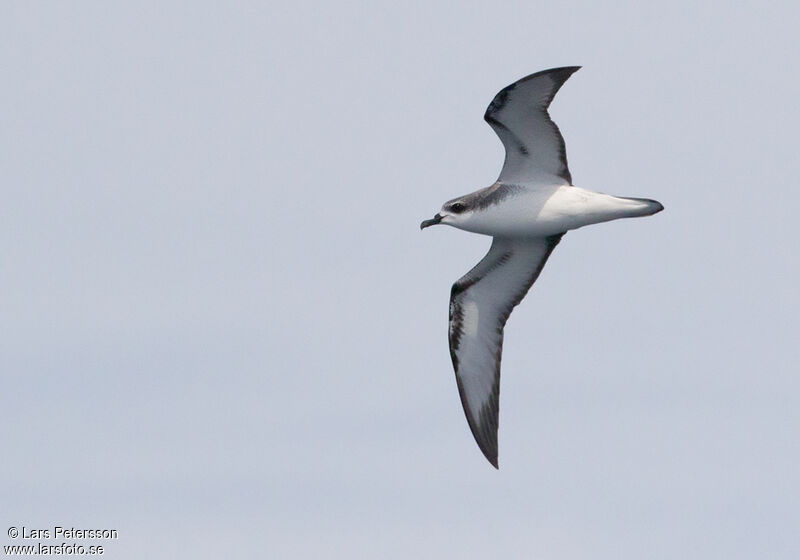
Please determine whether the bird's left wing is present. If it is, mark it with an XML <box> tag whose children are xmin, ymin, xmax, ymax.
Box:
<box><xmin>449</xmin><ymin>234</ymin><xmax>563</xmax><ymax>468</ymax></box>
<box><xmin>484</xmin><ymin>66</ymin><xmax>580</xmax><ymax>186</ymax></box>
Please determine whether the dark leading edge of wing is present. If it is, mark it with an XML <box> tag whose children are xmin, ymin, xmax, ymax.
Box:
<box><xmin>448</xmin><ymin>235</ymin><xmax>563</xmax><ymax>468</ymax></box>
<box><xmin>484</xmin><ymin>66</ymin><xmax>580</xmax><ymax>186</ymax></box>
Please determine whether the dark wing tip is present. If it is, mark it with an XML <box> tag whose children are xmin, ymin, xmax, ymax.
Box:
<box><xmin>454</xmin><ymin>371</ymin><xmax>501</xmax><ymax>470</ymax></box>
<box><xmin>468</xmin><ymin>420</ymin><xmax>499</xmax><ymax>469</ymax></box>
<box><xmin>484</xmin><ymin>66</ymin><xmax>581</xmax><ymax>122</ymax></box>
<box><xmin>484</xmin><ymin>447</ymin><xmax>499</xmax><ymax>469</ymax></box>
<box><xmin>471</xmin><ymin>410</ymin><xmax>499</xmax><ymax>469</ymax></box>
<box><xmin>500</xmin><ymin>65</ymin><xmax>581</xmax><ymax>92</ymax></box>
<box><xmin>451</xmin><ymin>352</ymin><xmax>501</xmax><ymax>470</ymax></box>
<box><xmin>515</xmin><ymin>65</ymin><xmax>582</xmax><ymax>85</ymax></box>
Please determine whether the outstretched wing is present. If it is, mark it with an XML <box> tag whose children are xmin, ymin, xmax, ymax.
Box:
<box><xmin>449</xmin><ymin>234</ymin><xmax>563</xmax><ymax>468</ymax></box>
<box><xmin>484</xmin><ymin>66</ymin><xmax>580</xmax><ymax>186</ymax></box>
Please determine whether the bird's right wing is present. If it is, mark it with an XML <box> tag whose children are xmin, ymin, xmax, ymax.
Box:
<box><xmin>449</xmin><ymin>234</ymin><xmax>563</xmax><ymax>468</ymax></box>
<box><xmin>484</xmin><ymin>66</ymin><xmax>580</xmax><ymax>186</ymax></box>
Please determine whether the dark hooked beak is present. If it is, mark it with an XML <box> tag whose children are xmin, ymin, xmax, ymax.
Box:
<box><xmin>420</xmin><ymin>213</ymin><xmax>443</xmax><ymax>230</ymax></box>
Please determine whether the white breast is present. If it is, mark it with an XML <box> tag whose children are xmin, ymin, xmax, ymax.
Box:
<box><xmin>456</xmin><ymin>185</ymin><xmax>658</xmax><ymax>237</ymax></box>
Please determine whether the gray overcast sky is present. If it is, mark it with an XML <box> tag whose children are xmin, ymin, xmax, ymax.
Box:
<box><xmin>1</xmin><ymin>1</ymin><xmax>798</xmax><ymax>558</ymax></box>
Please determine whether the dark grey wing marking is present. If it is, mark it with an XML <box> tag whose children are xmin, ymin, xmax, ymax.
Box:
<box><xmin>449</xmin><ymin>234</ymin><xmax>563</xmax><ymax>468</ymax></box>
<box><xmin>484</xmin><ymin>66</ymin><xmax>580</xmax><ymax>185</ymax></box>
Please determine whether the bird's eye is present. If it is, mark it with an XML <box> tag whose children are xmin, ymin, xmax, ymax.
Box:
<box><xmin>450</xmin><ymin>202</ymin><xmax>466</xmax><ymax>213</ymax></box>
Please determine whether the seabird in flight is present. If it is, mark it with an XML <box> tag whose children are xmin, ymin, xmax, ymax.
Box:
<box><xmin>421</xmin><ymin>66</ymin><xmax>663</xmax><ymax>468</ymax></box>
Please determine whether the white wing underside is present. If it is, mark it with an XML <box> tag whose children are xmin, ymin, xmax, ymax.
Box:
<box><xmin>449</xmin><ymin>235</ymin><xmax>562</xmax><ymax>467</ymax></box>
<box><xmin>484</xmin><ymin>66</ymin><xmax>580</xmax><ymax>185</ymax></box>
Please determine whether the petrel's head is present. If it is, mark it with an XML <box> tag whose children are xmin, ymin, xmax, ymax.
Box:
<box><xmin>420</xmin><ymin>198</ymin><xmax>473</xmax><ymax>230</ymax></box>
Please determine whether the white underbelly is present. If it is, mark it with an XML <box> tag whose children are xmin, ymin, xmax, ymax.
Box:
<box><xmin>456</xmin><ymin>186</ymin><xmax>651</xmax><ymax>237</ymax></box>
